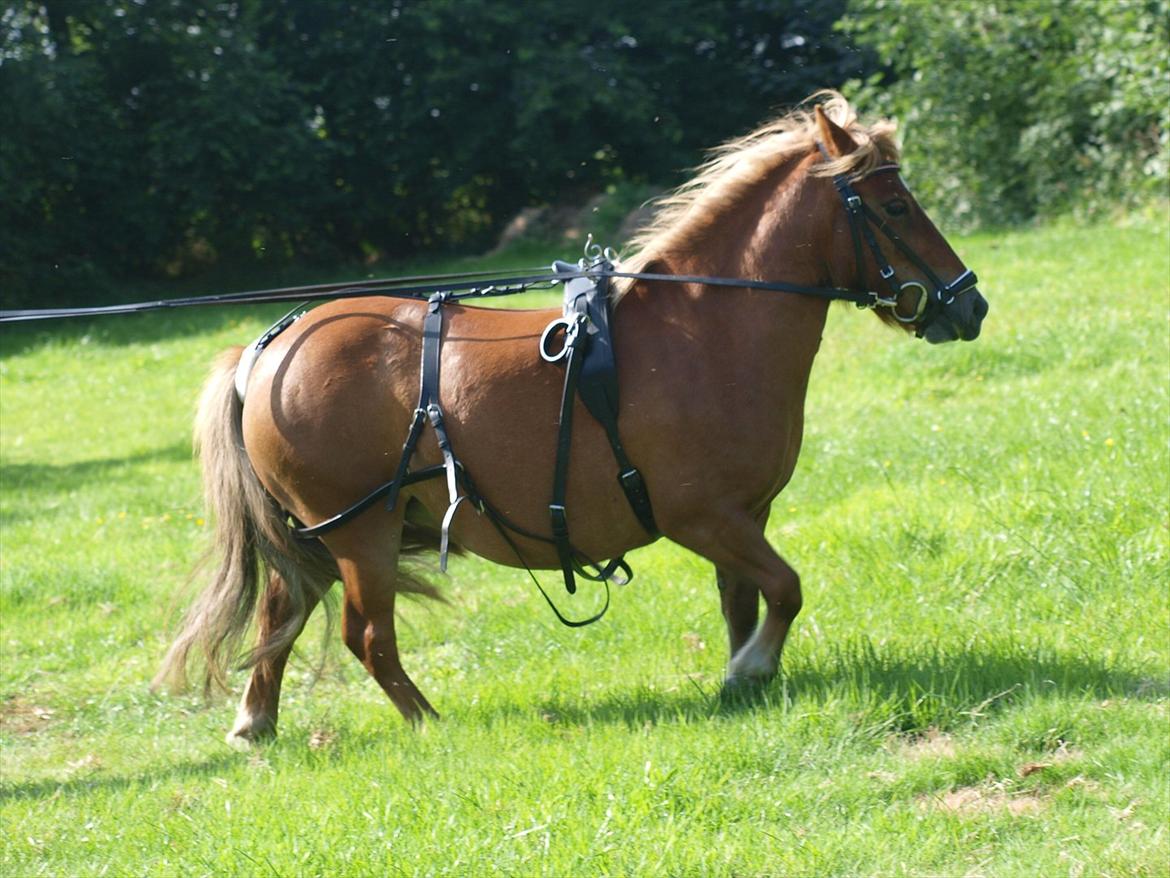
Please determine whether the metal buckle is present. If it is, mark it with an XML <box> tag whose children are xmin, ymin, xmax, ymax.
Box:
<box><xmin>548</xmin><ymin>504</ymin><xmax>568</xmax><ymax>537</ymax></box>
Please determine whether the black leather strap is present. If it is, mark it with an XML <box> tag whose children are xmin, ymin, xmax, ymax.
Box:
<box><xmin>549</xmin><ymin>314</ymin><xmax>589</xmax><ymax>595</ymax></box>
<box><xmin>292</xmin><ymin>294</ymin><xmax>462</xmax><ymax>544</ymax></box>
<box><xmin>420</xmin><ymin>294</ymin><xmax>444</xmax><ymax>404</ymax></box>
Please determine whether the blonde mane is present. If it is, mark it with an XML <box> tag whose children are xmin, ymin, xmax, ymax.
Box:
<box><xmin>616</xmin><ymin>91</ymin><xmax>899</xmax><ymax>291</ymax></box>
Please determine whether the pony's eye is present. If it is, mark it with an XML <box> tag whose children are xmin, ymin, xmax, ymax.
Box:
<box><xmin>884</xmin><ymin>199</ymin><xmax>910</xmax><ymax>218</ymax></box>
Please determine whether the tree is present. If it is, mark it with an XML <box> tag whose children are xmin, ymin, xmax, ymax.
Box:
<box><xmin>2</xmin><ymin>0</ymin><xmax>873</xmax><ymax>306</ymax></box>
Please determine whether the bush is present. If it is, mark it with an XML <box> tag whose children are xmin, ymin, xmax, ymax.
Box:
<box><xmin>842</xmin><ymin>0</ymin><xmax>1170</xmax><ymax>228</ymax></box>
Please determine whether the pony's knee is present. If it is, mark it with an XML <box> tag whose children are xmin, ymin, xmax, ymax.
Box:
<box><xmin>762</xmin><ymin>561</ymin><xmax>802</xmax><ymax>618</ymax></box>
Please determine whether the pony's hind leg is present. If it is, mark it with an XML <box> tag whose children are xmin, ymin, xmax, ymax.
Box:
<box><xmin>341</xmin><ymin>588</ymin><xmax>437</xmax><ymax>723</ymax></box>
<box><xmin>227</xmin><ymin>571</ymin><xmax>324</xmax><ymax>745</ymax></box>
<box><xmin>328</xmin><ymin>509</ymin><xmax>439</xmax><ymax>724</ymax></box>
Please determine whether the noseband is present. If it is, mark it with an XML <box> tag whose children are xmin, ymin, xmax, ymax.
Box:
<box><xmin>819</xmin><ymin>144</ymin><xmax>978</xmax><ymax>336</ymax></box>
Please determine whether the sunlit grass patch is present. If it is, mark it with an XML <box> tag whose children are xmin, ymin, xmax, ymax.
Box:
<box><xmin>1</xmin><ymin>215</ymin><xmax>1167</xmax><ymax>876</ymax></box>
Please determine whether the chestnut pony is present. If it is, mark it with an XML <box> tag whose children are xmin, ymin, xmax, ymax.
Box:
<box><xmin>157</xmin><ymin>94</ymin><xmax>988</xmax><ymax>743</ymax></box>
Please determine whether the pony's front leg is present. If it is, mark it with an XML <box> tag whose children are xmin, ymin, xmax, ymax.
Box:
<box><xmin>677</xmin><ymin>510</ymin><xmax>802</xmax><ymax>683</ymax></box>
<box><xmin>227</xmin><ymin>572</ymin><xmax>323</xmax><ymax>746</ymax></box>
<box><xmin>715</xmin><ymin>508</ymin><xmax>768</xmax><ymax>658</ymax></box>
<box><xmin>724</xmin><ymin>551</ymin><xmax>801</xmax><ymax>682</ymax></box>
<box><xmin>716</xmin><ymin>568</ymin><xmax>760</xmax><ymax>658</ymax></box>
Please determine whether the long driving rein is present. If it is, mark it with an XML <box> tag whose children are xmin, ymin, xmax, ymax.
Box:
<box><xmin>0</xmin><ymin>148</ymin><xmax>975</xmax><ymax>328</ymax></box>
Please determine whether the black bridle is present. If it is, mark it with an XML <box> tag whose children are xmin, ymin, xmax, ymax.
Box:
<box><xmin>818</xmin><ymin>144</ymin><xmax>979</xmax><ymax>336</ymax></box>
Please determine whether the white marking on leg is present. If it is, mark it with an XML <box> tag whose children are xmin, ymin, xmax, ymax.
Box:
<box><xmin>726</xmin><ymin>624</ymin><xmax>780</xmax><ymax>681</ymax></box>
<box><xmin>225</xmin><ymin>679</ymin><xmax>275</xmax><ymax>746</ymax></box>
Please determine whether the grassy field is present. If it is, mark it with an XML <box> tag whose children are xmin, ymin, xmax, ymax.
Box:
<box><xmin>1</xmin><ymin>212</ymin><xmax>1168</xmax><ymax>876</ymax></box>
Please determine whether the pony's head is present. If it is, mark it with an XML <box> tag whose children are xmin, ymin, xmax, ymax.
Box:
<box><xmin>621</xmin><ymin>91</ymin><xmax>987</xmax><ymax>343</ymax></box>
<box><xmin>813</xmin><ymin>102</ymin><xmax>988</xmax><ymax>343</ymax></box>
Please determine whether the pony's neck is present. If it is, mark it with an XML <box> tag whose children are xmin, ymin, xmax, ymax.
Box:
<box><xmin>638</xmin><ymin>151</ymin><xmax>837</xmax><ymax>384</ymax></box>
<box><xmin>653</xmin><ymin>152</ymin><xmax>834</xmax><ymax>291</ymax></box>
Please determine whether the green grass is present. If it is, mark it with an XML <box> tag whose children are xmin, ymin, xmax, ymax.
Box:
<box><xmin>1</xmin><ymin>212</ymin><xmax>1168</xmax><ymax>876</ymax></box>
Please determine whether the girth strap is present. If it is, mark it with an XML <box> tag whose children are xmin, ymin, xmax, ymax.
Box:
<box><xmin>548</xmin><ymin>314</ymin><xmax>635</xmax><ymax>594</ymax></box>
<box><xmin>549</xmin><ymin>313</ymin><xmax>588</xmax><ymax>595</ymax></box>
<box><xmin>557</xmin><ymin>262</ymin><xmax>658</xmax><ymax>539</ymax></box>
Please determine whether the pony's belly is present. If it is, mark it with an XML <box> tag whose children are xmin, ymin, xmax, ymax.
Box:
<box><xmin>402</xmin><ymin>469</ymin><xmax>655</xmax><ymax>572</ymax></box>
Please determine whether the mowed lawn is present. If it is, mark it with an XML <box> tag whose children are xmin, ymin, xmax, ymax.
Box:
<box><xmin>1</xmin><ymin>214</ymin><xmax>1167</xmax><ymax>876</ymax></box>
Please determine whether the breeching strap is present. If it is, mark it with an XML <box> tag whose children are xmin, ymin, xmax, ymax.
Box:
<box><xmin>294</xmin><ymin>292</ymin><xmax>468</xmax><ymax>574</ymax></box>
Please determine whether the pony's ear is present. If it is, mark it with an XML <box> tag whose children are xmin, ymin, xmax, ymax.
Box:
<box><xmin>815</xmin><ymin>104</ymin><xmax>857</xmax><ymax>158</ymax></box>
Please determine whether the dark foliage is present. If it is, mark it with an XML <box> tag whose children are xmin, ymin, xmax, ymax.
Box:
<box><xmin>4</xmin><ymin>1</ymin><xmax>1165</xmax><ymax>308</ymax></box>
<box><xmin>2</xmin><ymin>0</ymin><xmax>869</xmax><ymax>306</ymax></box>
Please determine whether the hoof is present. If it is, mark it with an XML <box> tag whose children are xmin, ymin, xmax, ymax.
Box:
<box><xmin>225</xmin><ymin>713</ymin><xmax>276</xmax><ymax>748</ymax></box>
<box><xmin>723</xmin><ymin>672</ymin><xmax>769</xmax><ymax>690</ymax></box>
<box><xmin>225</xmin><ymin>731</ymin><xmax>258</xmax><ymax>750</ymax></box>
<box><xmin>721</xmin><ymin>673</ymin><xmax>771</xmax><ymax>695</ymax></box>
<box><xmin>719</xmin><ymin>673</ymin><xmax>773</xmax><ymax>710</ymax></box>
<box><xmin>725</xmin><ymin>654</ymin><xmax>778</xmax><ymax>682</ymax></box>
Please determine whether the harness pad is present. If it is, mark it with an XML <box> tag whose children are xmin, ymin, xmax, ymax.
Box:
<box><xmin>547</xmin><ymin>258</ymin><xmax>659</xmax><ymax>562</ymax></box>
<box><xmin>553</xmin><ymin>260</ymin><xmax>620</xmax><ymax>428</ymax></box>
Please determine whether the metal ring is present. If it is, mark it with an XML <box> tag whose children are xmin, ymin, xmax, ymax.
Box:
<box><xmin>539</xmin><ymin>317</ymin><xmax>573</xmax><ymax>363</ymax></box>
<box><xmin>895</xmin><ymin>281</ymin><xmax>929</xmax><ymax>323</ymax></box>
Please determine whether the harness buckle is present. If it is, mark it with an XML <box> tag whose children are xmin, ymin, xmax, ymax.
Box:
<box><xmin>880</xmin><ymin>265</ymin><xmax>896</xmax><ymax>280</ymax></box>
<box><xmin>548</xmin><ymin>503</ymin><xmax>568</xmax><ymax>537</ymax></box>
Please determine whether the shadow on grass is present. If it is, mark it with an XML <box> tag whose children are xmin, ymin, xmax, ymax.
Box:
<box><xmin>0</xmin><ymin>752</ymin><xmax>244</xmax><ymax>804</ymax></box>
<box><xmin>477</xmin><ymin>639</ymin><xmax>1165</xmax><ymax>733</ymax></box>
<box><xmin>0</xmin><ymin>442</ymin><xmax>195</xmax><ymax>522</ymax></box>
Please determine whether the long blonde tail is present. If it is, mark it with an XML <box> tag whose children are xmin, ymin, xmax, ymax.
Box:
<box><xmin>154</xmin><ymin>347</ymin><xmax>339</xmax><ymax>694</ymax></box>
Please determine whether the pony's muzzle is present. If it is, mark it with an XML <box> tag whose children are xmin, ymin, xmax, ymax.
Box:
<box><xmin>923</xmin><ymin>287</ymin><xmax>988</xmax><ymax>344</ymax></box>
